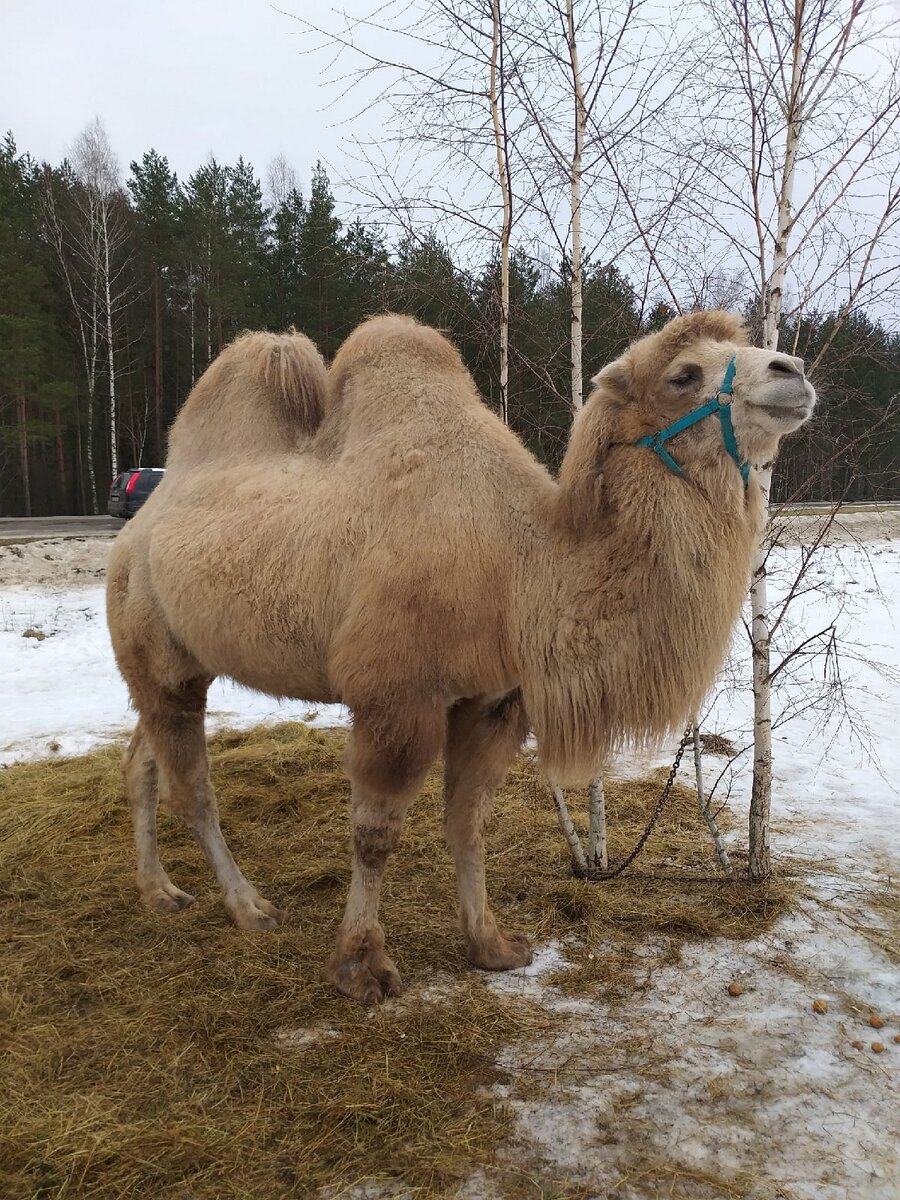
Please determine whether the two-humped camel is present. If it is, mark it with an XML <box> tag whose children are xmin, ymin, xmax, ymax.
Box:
<box><xmin>106</xmin><ymin>311</ymin><xmax>815</xmax><ymax>1004</ymax></box>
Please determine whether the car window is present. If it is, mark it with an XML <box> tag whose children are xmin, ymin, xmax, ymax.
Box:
<box><xmin>135</xmin><ymin>470</ymin><xmax>165</xmax><ymax>494</ymax></box>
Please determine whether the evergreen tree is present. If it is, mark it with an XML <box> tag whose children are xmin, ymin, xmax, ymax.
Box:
<box><xmin>268</xmin><ymin>185</ymin><xmax>306</xmax><ymax>330</ymax></box>
<box><xmin>296</xmin><ymin>163</ymin><xmax>348</xmax><ymax>356</ymax></box>
<box><xmin>0</xmin><ymin>135</ymin><xmax>45</xmax><ymax>514</ymax></box>
<box><xmin>181</xmin><ymin>158</ymin><xmax>231</xmax><ymax>367</ymax></box>
<box><xmin>223</xmin><ymin>156</ymin><xmax>269</xmax><ymax>330</ymax></box>
<box><xmin>128</xmin><ymin>150</ymin><xmax>181</xmax><ymax>462</ymax></box>
<box><xmin>342</xmin><ymin>218</ymin><xmax>390</xmax><ymax>333</ymax></box>
<box><xmin>0</xmin><ymin>135</ymin><xmax>73</xmax><ymax>516</ymax></box>
<box><xmin>0</xmin><ymin>126</ymin><xmax>897</xmax><ymax>514</ymax></box>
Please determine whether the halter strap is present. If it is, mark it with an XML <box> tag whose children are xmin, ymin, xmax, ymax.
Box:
<box><xmin>633</xmin><ymin>356</ymin><xmax>751</xmax><ymax>486</ymax></box>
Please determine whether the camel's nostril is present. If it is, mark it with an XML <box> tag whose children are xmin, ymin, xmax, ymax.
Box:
<box><xmin>769</xmin><ymin>359</ymin><xmax>799</xmax><ymax>376</ymax></box>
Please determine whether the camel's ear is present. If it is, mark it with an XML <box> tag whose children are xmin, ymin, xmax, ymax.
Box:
<box><xmin>591</xmin><ymin>357</ymin><xmax>631</xmax><ymax>396</ymax></box>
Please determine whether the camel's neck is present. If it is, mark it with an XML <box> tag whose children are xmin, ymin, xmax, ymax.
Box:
<box><xmin>517</xmin><ymin>453</ymin><xmax>763</xmax><ymax>784</ymax></box>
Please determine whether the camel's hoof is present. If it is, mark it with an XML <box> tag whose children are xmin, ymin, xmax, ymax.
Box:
<box><xmin>467</xmin><ymin>928</ymin><xmax>533</xmax><ymax>972</ymax></box>
<box><xmin>326</xmin><ymin>951</ymin><xmax>404</xmax><ymax>1006</ymax></box>
<box><xmin>228</xmin><ymin>893</ymin><xmax>285</xmax><ymax>932</ymax></box>
<box><xmin>141</xmin><ymin>880</ymin><xmax>195</xmax><ymax>913</ymax></box>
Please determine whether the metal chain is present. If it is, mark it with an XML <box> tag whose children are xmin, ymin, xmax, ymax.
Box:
<box><xmin>580</xmin><ymin>727</ymin><xmax>693</xmax><ymax>881</ymax></box>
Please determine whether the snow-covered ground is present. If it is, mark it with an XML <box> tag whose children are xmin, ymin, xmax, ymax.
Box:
<box><xmin>1</xmin><ymin>534</ymin><xmax>898</xmax><ymax>1198</ymax></box>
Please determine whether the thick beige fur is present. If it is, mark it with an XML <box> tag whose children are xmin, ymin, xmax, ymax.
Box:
<box><xmin>107</xmin><ymin>312</ymin><xmax>814</xmax><ymax>1003</ymax></box>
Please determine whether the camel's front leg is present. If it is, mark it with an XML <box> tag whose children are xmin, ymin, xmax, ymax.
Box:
<box><xmin>444</xmin><ymin>693</ymin><xmax>533</xmax><ymax>971</ymax></box>
<box><xmin>327</xmin><ymin>704</ymin><xmax>443</xmax><ymax>1004</ymax></box>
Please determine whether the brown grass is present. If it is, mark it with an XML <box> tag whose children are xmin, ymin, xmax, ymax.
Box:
<box><xmin>0</xmin><ymin>723</ymin><xmax>797</xmax><ymax>1198</ymax></box>
<box><xmin>865</xmin><ymin>880</ymin><xmax>900</xmax><ymax>965</ymax></box>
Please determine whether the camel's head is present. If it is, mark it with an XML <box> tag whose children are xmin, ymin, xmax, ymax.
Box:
<box><xmin>567</xmin><ymin>312</ymin><xmax>815</xmax><ymax>505</ymax></box>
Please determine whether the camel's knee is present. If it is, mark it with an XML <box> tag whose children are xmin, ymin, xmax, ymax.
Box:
<box><xmin>134</xmin><ymin>677</ymin><xmax>212</xmax><ymax>774</ymax></box>
<box><xmin>353</xmin><ymin>820</ymin><xmax>403</xmax><ymax>874</ymax></box>
<box><xmin>131</xmin><ymin>685</ymin><xmax>216</xmax><ymax>829</ymax></box>
<box><xmin>444</xmin><ymin>795</ymin><xmax>489</xmax><ymax>848</ymax></box>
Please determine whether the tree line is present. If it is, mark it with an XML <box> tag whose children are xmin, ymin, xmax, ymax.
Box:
<box><xmin>1</xmin><ymin>124</ymin><xmax>898</xmax><ymax>517</ymax></box>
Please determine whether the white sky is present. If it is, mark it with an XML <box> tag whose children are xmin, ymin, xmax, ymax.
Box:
<box><xmin>1</xmin><ymin>0</ymin><xmax>359</xmax><ymax>187</ymax></box>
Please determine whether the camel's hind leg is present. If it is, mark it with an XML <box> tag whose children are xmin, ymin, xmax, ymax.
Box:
<box><xmin>133</xmin><ymin>677</ymin><xmax>284</xmax><ymax>931</ymax></box>
<box><xmin>444</xmin><ymin>693</ymin><xmax>533</xmax><ymax>971</ymax></box>
<box><xmin>124</xmin><ymin>721</ymin><xmax>194</xmax><ymax>912</ymax></box>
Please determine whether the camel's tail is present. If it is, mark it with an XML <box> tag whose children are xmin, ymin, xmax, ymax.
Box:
<box><xmin>166</xmin><ymin>329</ymin><xmax>327</xmax><ymax>470</ymax></box>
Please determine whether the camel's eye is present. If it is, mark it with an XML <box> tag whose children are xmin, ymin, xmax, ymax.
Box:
<box><xmin>669</xmin><ymin>364</ymin><xmax>701</xmax><ymax>389</ymax></box>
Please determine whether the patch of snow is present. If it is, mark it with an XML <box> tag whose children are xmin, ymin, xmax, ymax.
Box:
<box><xmin>481</xmin><ymin>540</ymin><xmax>900</xmax><ymax>1199</ymax></box>
<box><xmin>0</xmin><ymin>535</ymin><xmax>112</xmax><ymax>589</ymax></box>
<box><xmin>274</xmin><ymin>1025</ymin><xmax>341</xmax><ymax>1050</ymax></box>
<box><xmin>493</xmin><ymin>918</ymin><xmax>899</xmax><ymax>1200</ymax></box>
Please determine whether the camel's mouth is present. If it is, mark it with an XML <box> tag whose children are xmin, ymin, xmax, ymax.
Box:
<box><xmin>753</xmin><ymin>403</ymin><xmax>814</xmax><ymax>422</ymax></box>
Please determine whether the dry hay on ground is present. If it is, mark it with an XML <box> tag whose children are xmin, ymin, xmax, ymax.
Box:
<box><xmin>1</xmin><ymin>723</ymin><xmax>796</xmax><ymax>1198</ymax></box>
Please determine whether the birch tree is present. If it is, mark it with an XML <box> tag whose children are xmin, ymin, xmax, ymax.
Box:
<box><xmin>43</xmin><ymin>119</ymin><xmax>132</xmax><ymax>507</ymax></box>
<box><xmin>502</xmin><ymin>0</ymin><xmax>701</xmax><ymax>868</ymax></box>
<box><xmin>42</xmin><ymin>163</ymin><xmax>102</xmax><ymax>512</ymax></box>
<box><xmin>686</xmin><ymin>0</ymin><xmax>900</xmax><ymax>879</ymax></box>
<box><xmin>490</xmin><ymin>0</ymin><xmax>513</xmax><ymax>424</ymax></box>
<box><xmin>292</xmin><ymin>0</ymin><xmax>708</xmax><ymax>871</ymax></box>
<box><xmin>70</xmin><ymin>119</ymin><xmax>132</xmax><ymax>482</ymax></box>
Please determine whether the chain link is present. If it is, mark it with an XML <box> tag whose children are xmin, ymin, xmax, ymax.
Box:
<box><xmin>579</xmin><ymin>727</ymin><xmax>694</xmax><ymax>881</ymax></box>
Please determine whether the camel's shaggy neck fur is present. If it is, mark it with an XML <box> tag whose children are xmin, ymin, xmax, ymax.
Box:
<box><xmin>520</xmin><ymin>427</ymin><xmax>763</xmax><ymax>783</ymax></box>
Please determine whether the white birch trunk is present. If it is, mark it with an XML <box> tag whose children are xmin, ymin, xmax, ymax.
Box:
<box><xmin>586</xmin><ymin>778</ymin><xmax>608</xmax><ymax>870</ymax></box>
<box><xmin>101</xmin><ymin>204</ymin><xmax>118</xmax><ymax>480</ymax></box>
<box><xmin>692</xmin><ymin>725</ymin><xmax>733</xmax><ymax>875</ymax></box>
<box><xmin>87</xmin><ymin>273</ymin><xmax>99</xmax><ymax>514</ymax></box>
<box><xmin>749</xmin><ymin>12</ymin><xmax>804</xmax><ymax>882</ymax></box>
<box><xmin>43</xmin><ymin>183</ymin><xmax>100</xmax><ymax>513</ymax></box>
<box><xmin>567</xmin><ymin>0</ymin><xmax>585</xmax><ymax>415</ymax></box>
<box><xmin>189</xmin><ymin>274</ymin><xmax>196</xmax><ymax>386</ymax></box>
<box><xmin>490</xmin><ymin>0</ymin><xmax>511</xmax><ymax>426</ymax></box>
<box><xmin>552</xmin><ymin>785</ymin><xmax>588</xmax><ymax>875</ymax></box>
<box><xmin>566</xmin><ymin>0</ymin><xmax>607</xmax><ymax>861</ymax></box>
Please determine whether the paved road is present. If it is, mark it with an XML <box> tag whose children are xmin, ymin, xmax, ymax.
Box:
<box><xmin>0</xmin><ymin>516</ymin><xmax>125</xmax><ymax>541</ymax></box>
<box><xmin>1</xmin><ymin>503</ymin><xmax>897</xmax><ymax>544</ymax></box>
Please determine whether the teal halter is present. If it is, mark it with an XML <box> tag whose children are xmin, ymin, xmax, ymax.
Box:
<box><xmin>633</xmin><ymin>357</ymin><xmax>751</xmax><ymax>486</ymax></box>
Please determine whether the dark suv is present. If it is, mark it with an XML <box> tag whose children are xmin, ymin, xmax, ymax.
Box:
<box><xmin>108</xmin><ymin>468</ymin><xmax>166</xmax><ymax>518</ymax></box>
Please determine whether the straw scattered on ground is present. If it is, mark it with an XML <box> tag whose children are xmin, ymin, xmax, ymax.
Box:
<box><xmin>1</xmin><ymin>723</ymin><xmax>798</xmax><ymax>1198</ymax></box>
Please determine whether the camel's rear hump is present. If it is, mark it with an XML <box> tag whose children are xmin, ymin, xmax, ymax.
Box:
<box><xmin>166</xmin><ymin>330</ymin><xmax>327</xmax><ymax>471</ymax></box>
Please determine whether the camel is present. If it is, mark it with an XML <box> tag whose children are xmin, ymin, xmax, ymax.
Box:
<box><xmin>106</xmin><ymin>310</ymin><xmax>815</xmax><ymax>1004</ymax></box>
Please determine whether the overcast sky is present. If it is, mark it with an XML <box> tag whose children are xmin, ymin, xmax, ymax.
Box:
<box><xmin>2</xmin><ymin>0</ymin><xmax>362</xmax><ymax>188</ymax></box>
